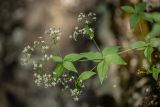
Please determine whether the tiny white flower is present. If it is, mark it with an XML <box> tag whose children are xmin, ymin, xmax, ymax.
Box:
<box><xmin>56</xmin><ymin>36</ymin><xmax>60</xmax><ymax>40</ymax></box>
<box><xmin>39</xmin><ymin>64</ymin><xmax>42</xmax><ymax>68</ymax></box>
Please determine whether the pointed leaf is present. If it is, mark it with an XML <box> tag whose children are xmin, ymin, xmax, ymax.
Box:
<box><xmin>105</xmin><ymin>54</ymin><xmax>126</xmax><ymax>65</ymax></box>
<box><xmin>152</xmin><ymin>12</ymin><xmax>160</xmax><ymax>22</ymax></box>
<box><xmin>64</xmin><ymin>53</ymin><xmax>83</xmax><ymax>62</ymax></box>
<box><xmin>55</xmin><ymin>64</ymin><xmax>64</xmax><ymax>77</ymax></box>
<box><xmin>51</xmin><ymin>56</ymin><xmax>63</xmax><ymax>62</ymax></box>
<box><xmin>121</xmin><ymin>6</ymin><xmax>135</xmax><ymax>13</ymax></box>
<box><xmin>130</xmin><ymin>14</ymin><xmax>142</xmax><ymax>29</ymax></box>
<box><xmin>149</xmin><ymin>38</ymin><xmax>160</xmax><ymax>47</ymax></box>
<box><xmin>63</xmin><ymin>61</ymin><xmax>77</xmax><ymax>72</ymax></box>
<box><xmin>150</xmin><ymin>67</ymin><xmax>160</xmax><ymax>80</ymax></box>
<box><xmin>80</xmin><ymin>52</ymin><xmax>102</xmax><ymax>60</ymax></box>
<box><xmin>148</xmin><ymin>24</ymin><xmax>160</xmax><ymax>37</ymax></box>
<box><xmin>135</xmin><ymin>2</ymin><xmax>146</xmax><ymax>12</ymax></box>
<box><xmin>97</xmin><ymin>61</ymin><xmax>108</xmax><ymax>84</ymax></box>
<box><xmin>102</xmin><ymin>45</ymin><xmax>119</xmax><ymax>56</ymax></box>
<box><xmin>144</xmin><ymin>47</ymin><xmax>154</xmax><ymax>62</ymax></box>
<box><xmin>78</xmin><ymin>71</ymin><xmax>96</xmax><ymax>81</ymax></box>
<box><xmin>130</xmin><ymin>41</ymin><xmax>147</xmax><ymax>50</ymax></box>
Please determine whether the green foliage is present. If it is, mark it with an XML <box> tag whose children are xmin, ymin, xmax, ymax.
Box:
<box><xmin>148</xmin><ymin>24</ymin><xmax>160</xmax><ymax>37</ymax></box>
<box><xmin>102</xmin><ymin>46</ymin><xmax>126</xmax><ymax>65</ymax></box>
<box><xmin>97</xmin><ymin>60</ymin><xmax>109</xmax><ymax>84</ymax></box>
<box><xmin>63</xmin><ymin>61</ymin><xmax>77</xmax><ymax>72</ymax></box>
<box><xmin>130</xmin><ymin>41</ymin><xmax>147</xmax><ymax>50</ymax></box>
<box><xmin>122</xmin><ymin>2</ymin><xmax>146</xmax><ymax>29</ymax></box>
<box><xmin>102</xmin><ymin>46</ymin><xmax>119</xmax><ymax>56</ymax></box>
<box><xmin>51</xmin><ymin>55</ymin><xmax>63</xmax><ymax>62</ymax></box>
<box><xmin>144</xmin><ymin>47</ymin><xmax>154</xmax><ymax>62</ymax></box>
<box><xmin>78</xmin><ymin>71</ymin><xmax>96</xmax><ymax>81</ymax></box>
<box><xmin>64</xmin><ymin>53</ymin><xmax>83</xmax><ymax>62</ymax></box>
<box><xmin>121</xmin><ymin>6</ymin><xmax>135</xmax><ymax>13</ymax></box>
<box><xmin>134</xmin><ymin>2</ymin><xmax>146</xmax><ymax>12</ymax></box>
<box><xmin>55</xmin><ymin>64</ymin><xmax>64</xmax><ymax>77</ymax></box>
<box><xmin>22</xmin><ymin>9</ymin><xmax>160</xmax><ymax>101</ymax></box>
<box><xmin>149</xmin><ymin>67</ymin><xmax>160</xmax><ymax>80</ymax></box>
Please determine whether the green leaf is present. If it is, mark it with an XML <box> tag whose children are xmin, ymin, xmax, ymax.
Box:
<box><xmin>64</xmin><ymin>53</ymin><xmax>83</xmax><ymax>62</ymax></box>
<box><xmin>149</xmin><ymin>67</ymin><xmax>160</xmax><ymax>80</ymax></box>
<box><xmin>135</xmin><ymin>2</ymin><xmax>146</xmax><ymax>12</ymax></box>
<box><xmin>105</xmin><ymin>54</ymin><xmax>126</xmax><ymax>65</ymax></box>
<box><xmin>55</xmin><ymin>64</ymin><xmax>64</xmax><ymax>77</ymax></box>
<box><xmin>148</xmin><ymin>24</ymin><xmax>160</xmax><ymax>37</ymax></box>
<box><xmin>51</xmin><ymin>56</ymin><xmax>63</xmax><ymax>62</ymax></box>
<box><xmin>130</xmin><ymin>41</ymin><xmax>147</xmax><ymax>50</ymax></box>
<box><xmin>80</xmin><ymin>52</ymin><xmax>102</xmax><ymax>61</ymax></box>
<box><xmin>97</xmin><ymin>61</ymin><xmax>108</xmax><ymax>84</ymax></box>
<box><xmin>144</xmin><ymin>47</ymin><xmax>154</xmax><ymax>62</ymax></box>
<box><xmin>102</xmin><ymin>46</ymin><xmax>119</xmax><ymax>56</ymax></box>
<box><xmin>121</xmin><ymin>6</ymin><xmax>135</xmax><ymax>13</ymax></box>
<box><xmin>149</xmin><ymin>38</ymin><xmax>160</xmax><ymax>47</ymax></box>
<box><xmin>130</xmin><ymin>14</ymin><xmax>142</xmax><ymax>29</ymax></box>
<box><xmin>151</xmin><ymin>12</ymin><xmax>160</xmax><ymax>22</ymax></box>
<box><xmin>144</xmin><ymin>13</ymin><xmax>153</xmax><ymax>22</ymax></box>
<box><xmin>78</xmin><ymin>71</ymin><xmax>96</xmax><ymax>81</ymax></box>
<box><xmin>63</xmin><ymin>61</ymin><xmax>77</xmax><ymax>72</ymax></box>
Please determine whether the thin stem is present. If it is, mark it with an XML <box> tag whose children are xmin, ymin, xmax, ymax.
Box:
<box><xmin>92</xmin><ymin>39</ymin><xmax>101</xmax><ymax>52</ymax></box>
<box><xmin>90</xmin><ymin>65</ymin><xmax>97</xmax><ymax>71</ymax></box>
<box><xmin>118</xmin><ymin>48</ymin><xmax>134</xmax><ymax>54</ymax></box>
<box><xmin>139</xmin><ymin>23</ymin><xmax>144</xmax><ymax>36</ymax></box>
<box><xmin>78</xmin><ymin>59</ymin><xmax>103</xmax><ymax>62</ymax></box>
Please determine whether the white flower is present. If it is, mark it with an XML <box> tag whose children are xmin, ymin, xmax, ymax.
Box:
<box><xmin>39</xmin><ymin>64</ymin><xmax>42</xmax><ymax>68</ymax></box>
<box><xmin>56</xmin><ymin>36</ymin><xmax>60</xmax><ymax>40</ymax></box>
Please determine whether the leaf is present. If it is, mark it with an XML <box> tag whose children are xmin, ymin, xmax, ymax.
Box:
<box><xmin>151</xmin><ymin>12</ymin><xmax>160</xmax><ymax>22</ymax></box>
<box><xmin>144</xmin><ymin>47</ymin><xmax>154</xmax><ymax>62</ymax></box>
<box><xmin>97</xmin><ymin>61</ymin><xmax>108</xmax><ymax>84</ymax></box>
<box><xmin>150</xmin><ymin>67</ymin><xmax>160</xmax><ymax>80</ymax></box>
<box><xmin>130</xmin><ymin>14</ymin><xmax>142</xmax><ymax>29</ymax></box>
<box><xmin>102</xmin><ymin>46</ymin><xmax>126</xmax><ymax>65</ymax></box>
<box><xmin>143</xmin><ymin>13</ymin><xmax>153</xmax><ymax>22</ymax></box>
<box><xmin>55</xmin><ymin>64</ymin><xmax>64</xmax><ymax>77</ymax></box>
<box><xmin>80</xmin><ymin>52</ymin><xmax>102</xmax><ymax>61</ymax></box>
<box><xmin>105</xmin><ymin>54</ymin><xmax>126</xmax><ymax>65</ymax></box>
<box><xmin>135</xmin><ymin>2</ymin><xmax>146</xmax><ymax>12</ymax></box>
<box><xmin>102</xmin><ymin>46</ymin><xmax>119</xmax><ymax>56</ymax></box>
<box><xmin>51</xmin><ymin>56</ymin><xmax>63</xmax><ymax>62</ymax></box>
<box><xmin>149</xmin><ymin>38</ymin><xmax>160</xmax><ymax>47</ymax></box>
<box><xmin>63</xmin><ymin>61</ymin><xmax>77</xmax><ymax>72</ymax></box>
<box><xmin>64</xmin><ymin>53</ymin><xmax>83</xmax><ymax>62</ymax></box>
<box><xmin>148</xmin><ymin>24</ymin><xmax>160</xmax><ymax>37</ymax></box>
<box><xmin>130</xmin><ymin>41</ymin><xmax>147</xmax><ymax>50</ymax></box>
<box><xmin>121</xmin><ymin>6</ymin><xmax>135</xmax><ymax>13</ymax></box>
<box><xmin>78</xmin><ymin>71</ymin><xmax>96</xmax><ymax>81</ymax></box>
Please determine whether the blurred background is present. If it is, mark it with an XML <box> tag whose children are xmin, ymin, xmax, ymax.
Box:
<box><xmin>0</xmin><ymin>0</ymin><xmax>160</xmax><ymax>107</ymax></box>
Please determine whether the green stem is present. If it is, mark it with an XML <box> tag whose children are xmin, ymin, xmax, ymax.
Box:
<box><xmin>118</xmin><ymin>48</ymin><xmax>134</xmax><ymax>54</ymax></box>
<box><xmin>139</xmin><ymin>23</ymin><xmax>144</xmax><ymax>36</ymax></box>
<box><xmin>90</xmin><ymin>65</ymin><xmax>97</xmax><ymax>71</ymax></box>
<box><xmin>78</xmin><ymin>59</ymin><xmax>103</xmax><ymax>62</ymax></box>
<box><xmin>92</xmin><ymin>39</ymin><xmax>101</xmax><ymax>52</ymax></box>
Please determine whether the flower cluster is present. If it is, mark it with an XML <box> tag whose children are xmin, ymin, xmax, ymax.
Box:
<box><xmin>77</xmin><ymin>12</ymin><xmax>96</xmax><ymax>23</ymax></box>
<box><xmin>21</xmin><ymin>25</ymin><xmax>87</xmax><ymax>101</ymax></box>
<box><xmin>33</xmin><ymin>71</ymin><xmax>84</xmax><ymax>101</ymax></box>
<box><xmin>70</xmin><ymin>12</ymin><xmax>96</xmax><ymax>41</ymax></box>
<box><xmin>45</xmin><ymin>27</ymin><xmax>61</xmax><ymax>44</ymax></box>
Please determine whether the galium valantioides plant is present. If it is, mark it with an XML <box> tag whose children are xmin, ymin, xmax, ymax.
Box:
<box><xmin>21</xmin><ymin>4</ymin><xmax>160</xmax><ymax>101</ymax></box>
